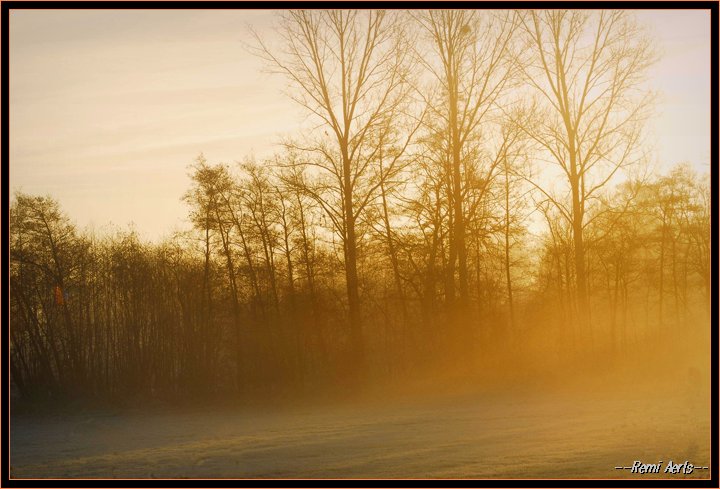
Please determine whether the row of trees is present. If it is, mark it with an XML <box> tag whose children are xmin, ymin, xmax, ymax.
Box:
<box><xmin>8</xmin><ymin>161</ymin><xmax>709</xmax><ymax>399</ymax></box>
<box><xmin>9</xmin><ymin>10</ymin><xmax>710</xmax><ymax>401</ymax></box>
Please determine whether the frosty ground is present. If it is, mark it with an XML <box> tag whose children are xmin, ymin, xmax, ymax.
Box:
<box><xmin>10</xmin><ymin>380</ymin><xmax>710</xmax><ymax>480</ymax></box>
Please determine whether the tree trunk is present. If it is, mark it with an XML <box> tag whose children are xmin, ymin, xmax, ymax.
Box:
<box><xmin>341</xmin><ymin>144</ymin><xmax>364</xmax><ymax>377</ymax></box>
<box><xmin>503</xmin><ymin>159</ymin><xmax>515</xmax><ymax>330</ymax></box>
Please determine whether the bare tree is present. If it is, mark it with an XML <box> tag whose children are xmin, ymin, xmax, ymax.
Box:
<box><xmin>253</xmin><ymin>10</ymin><xmax>413</xmax><ymax>374</ymax></box>
<box><xmin>413</xmin><ymin>10</ymin><xmax>518</xmax><ymax>308</ymax></box>
<box><xmin>515</xmin><ymin>10</ymin><xmax>655</xmax><ymax>328</ymax></box>
<box><xmin>496</xmin><ymin>119</ymin><xmax>531</xmax><ymax>330</ymax></box>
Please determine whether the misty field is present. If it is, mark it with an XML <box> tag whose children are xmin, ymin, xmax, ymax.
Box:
<box><xmin>11</xmin><ymin>383</ymin><xmax>710</xmax><ymax>480</ymax></box>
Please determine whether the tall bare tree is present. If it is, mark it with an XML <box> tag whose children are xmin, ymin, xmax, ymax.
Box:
<box><xmin>413</xmin><ymin>10</ymin><xmax>518</xmax><ymax>308</ymax></box>
<box><xmin>516</xmin><ymin>10</ymin><xmax>655</xmax><ymax>328</ymax></box>
<box><xmin>253</xmin><ymin>10</ymin><xmax>412</xmax><ymax>374</ymax></box>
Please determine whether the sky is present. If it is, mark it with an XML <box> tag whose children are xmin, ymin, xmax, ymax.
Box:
<box><xmin>9</xmin><ymin>9</ymin><xmax>712</xmax><ymax>242</ymax></box>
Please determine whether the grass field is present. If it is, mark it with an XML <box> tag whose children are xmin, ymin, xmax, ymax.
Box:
<box><xmin>10</xmin><ymin>380</ymin><xmax>710</xmax><ymax>480</ymax></box>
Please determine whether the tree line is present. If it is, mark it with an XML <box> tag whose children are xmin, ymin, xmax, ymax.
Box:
<box><xmin>9</xmin><ymin>10</ymin><xmax>711</xmax><ymax>402</ymax></box>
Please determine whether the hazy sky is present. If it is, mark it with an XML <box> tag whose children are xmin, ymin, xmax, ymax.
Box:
<box><xmin>9</xmin><ymin>9</ymin><xmax>711</xmax><ymax>241</ymax></box>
